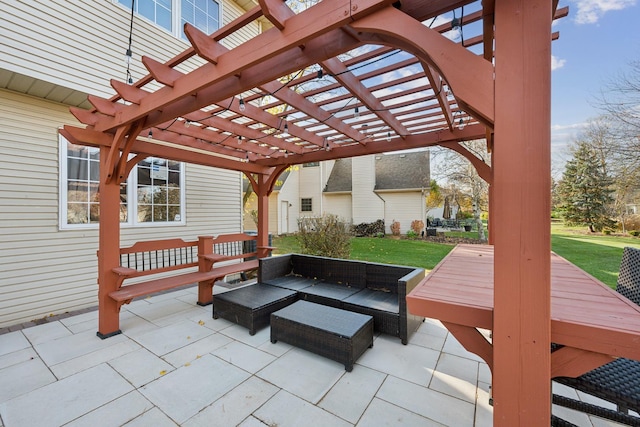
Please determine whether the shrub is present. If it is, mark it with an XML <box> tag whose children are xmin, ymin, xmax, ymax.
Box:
<box><xmin>410</xmin><ymin>219</ymin><xmax>424</xmax><ymax>234</ymax></box>
<box><xmin>351</xmin><ymin>219</ymin><xmax>385</xmax><ymax>237</ymax></box>
<box><xmin>623</xmin><ymin>215</ymin><xmax>640</xmax><ymax>231</ymax></box>
<box><xmin>406</xmin><ymin>230</ymin><xmax>418</xmax><ymax>239</ymax></box>
<box><xmin>630</xmin><ymin>230</ymin><xmax>640</xmax><ymax>237</ymax></box>
<box><xmin>390</xmin><ymin>220</ymin><xmax>401</xmax><ymax>236</ymax></box>
<box><xmin>297</xmin><ymin>214</ymin><xmax>352</xmax><ymax>258</ymax></box>
<box><xmin>603</xmin><ymin>229</ymin><xmax>612</xmax><ymax>235</ymax></box>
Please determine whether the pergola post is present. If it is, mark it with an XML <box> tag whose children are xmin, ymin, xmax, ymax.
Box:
<box><xmin>492</xmin><ymin>0</ymin><xmax>552</xmax><ymax>425</ymax></box>
<box><xmin>256</xmin><ymin>173</ymin><xmax>271</xmax><ymax>258</ymax></box>
<box><xmin>96</xmin><ymin>146</ymin><xmax>124</xmax><ymax>338</ymax></box>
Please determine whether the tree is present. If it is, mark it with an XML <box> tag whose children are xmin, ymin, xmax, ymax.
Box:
<box><xmin>431</xmin><ymin>140</ymin><xmax>489</xmax><ymax>241</ymax></box>
<box><xmin>425</xmin><ymin>179</ymin><xmax>443</xmax><ymax>218</ymax></box>
<box><xmin>557</xmin><ymin>142</ymin><xmax>615</xmax><ymax>232</ymax></box>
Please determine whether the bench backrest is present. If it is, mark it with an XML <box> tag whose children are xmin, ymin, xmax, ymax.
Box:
<box><xmin>617</xmin><ymin>246</ymin><xmax>640</xmax><ymax>306</ymax></box>
<box><xmin>118</xmin><ymin>233</ymin><xmax>257</xmax><ymax>278</ymax></box>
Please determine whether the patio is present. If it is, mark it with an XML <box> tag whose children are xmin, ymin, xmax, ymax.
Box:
<box><xmin>0</xmin><ymin>284</ymin><xmax>628</xmax><ymax>426</ymax></box>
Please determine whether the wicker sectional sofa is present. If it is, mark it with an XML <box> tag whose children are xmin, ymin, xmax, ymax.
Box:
<box><xmin>258</xmin><ymin>253</ymin><xmax>425</xmax><ymax>344</ymax></box>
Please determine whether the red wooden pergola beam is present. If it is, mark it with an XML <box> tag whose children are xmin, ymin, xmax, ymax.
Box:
<box><xmin>321</xmin><ymin>57</ymin><xmax>409</xmax><ymax>139</ymax></box>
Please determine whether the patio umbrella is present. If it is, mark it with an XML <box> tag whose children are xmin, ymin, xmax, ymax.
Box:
<box><xmin>443</xmin><ymin>196</ymin><xmax>451</xmax><ymax>219</ymax></box>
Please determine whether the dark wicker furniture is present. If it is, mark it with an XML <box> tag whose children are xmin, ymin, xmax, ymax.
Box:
<box><xmin>270</xmin><ymin>300</ymin><xmax>374</xmax><ymax>371</ymax></box>
<box><xmin>553</xmin><ymin>247</ymin><xmax>640</xmax><ymax>426</ymax></box>
<box><xmin>259</xmin><ymin>253</ymin><xmax>425</xmax><ymax>344</ymax></box>
<box><xmin>213</xmin><ymin>284</ymin><xmax>297</xmax><ymax>335</ymax></box>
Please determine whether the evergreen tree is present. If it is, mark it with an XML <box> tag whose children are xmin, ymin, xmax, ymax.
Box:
<box><xmin>557</xmin><ymin>142</ymin><xmax>615</xmax><ymax>232</ymax></box>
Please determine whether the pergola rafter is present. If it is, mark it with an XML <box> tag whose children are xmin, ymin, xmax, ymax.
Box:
<box><xmin>60</xmin><ymin>1</ymin><xmax>572</xmax><ymax>424</ymax></box>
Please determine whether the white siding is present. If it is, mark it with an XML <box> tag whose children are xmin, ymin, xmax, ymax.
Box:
<box><xmin>298</xmin><ymin>164</ymin><xmax>322</xmax><ymax>217</ymax></box>
<box><xmin>0</xmin><ymin>0</ymin><xmax>259</xmax><ymax>98</ymax></box>
<box><xmin>352</xmin><ymin>155</ymin><xmax>383</xmax><ymax>223</ymax></box>
<box><xmin>0</xmin><ymin>89</ymin><xmax>242</xmax><ymax>327</ymax></box>
<box><xmin>380</xmin><ymin>192</ymin><xmax>426</xmax><ymax>235</ymax></box>
<box><xmin>279</xmin><ymin>167</ymin><xmax>300</xmax><ymax>233</ymax></box>
<box><xmin>323</xmin><ymin>194</ymin><xmax>353</xmax><ymax>224</ymax></box>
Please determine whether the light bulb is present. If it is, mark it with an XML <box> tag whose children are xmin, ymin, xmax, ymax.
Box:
<box><xmin>124</xmin><ymin>48</ymin><xmax>132</xmax><ymax>65</ymax></box>
<box><xmin>284</xmin><ymin>151</ymin><xmax>289</xmax><ymax>158</ymax></box>
<box><xmin>245</xmin><ymin>153</ymin><xmax>249</xmax><ymax>162</ymax></box>
<box><xmin>324</xmin><ymin>138</ymin><xmax>330</xmax><ymax>151</ymax></box>
<box><xmin>239</xmin><ymin>97</ymin><xmax>246</xmax><ymax>112</ymax></box>
<box><xmin>147</xmin><ymin>129</ymin><xmax>153</xmax><ymax>139</ymax></box>
<box><xmin>386</xmin><ymin>131</ymin><xmax>391</xmax><ymax>142</ymax></box>
<box><xmin>237</xmin><ymin>135</ymin><xmax>242</xmax><ymax>144</ymax></box>
<box><xmin>284</xmin><ymin>123</ymin><xmax>289</xmax><ymax>134</ymax></box>
<box><xmin>184</xmin><ymin>120</ymin><xmax>191</xmax><ymax>128</ymax></box>
<box><xmin>457</xmin><ymin>118</ymin><xmax>465</xmax><ymax>130</ymax></box>
<box><xmin>354</xmin><ymin>107</ymin><xmax>359</xmax><ymax>119</ymax></box>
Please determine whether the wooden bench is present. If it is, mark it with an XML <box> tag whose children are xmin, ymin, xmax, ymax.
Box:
<box><xmin>109</xmin><ymin>233</ymin><xmax>272</xmax><ymax>308</ymax></box>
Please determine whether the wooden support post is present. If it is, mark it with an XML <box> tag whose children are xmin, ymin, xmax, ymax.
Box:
<box><xmin>492</xmin><ymin>1</ymin><xmax>552</xmax><ymax>425</ymax></box>
<box><xmin>96</xmin><ymin>146</ymin><xmax>124</xmax><ymax>339</ymax></box>
<box><xmin>197</xmin><ymin>235</ymin><xmax>214</xmax><ymax>305</ymax></box>
<box><xmin>256</xmin><ymin>173</ymin><xmax>270</xmax><ymax>259</ymax></box>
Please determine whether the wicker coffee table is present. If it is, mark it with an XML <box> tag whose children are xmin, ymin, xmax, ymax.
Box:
<box><xmin>270</xmin><ymin>300</ymin><xmax>374</xmax><ymax>371</ymax></box>
<box><xmin>213</xmin><ymin>284</ymin><xmax>297</xmax><ymax>335</ymax></box>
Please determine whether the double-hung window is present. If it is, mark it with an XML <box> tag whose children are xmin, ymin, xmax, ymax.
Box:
<box><xmin>116</xmin><ymin>0</ymin><xmax>220</xmax><ymax>39</ymax></box>
<box><xmin>60</xmin><ymin>135</ymin><xmax>185</xmax><ymax>228</ymax></box>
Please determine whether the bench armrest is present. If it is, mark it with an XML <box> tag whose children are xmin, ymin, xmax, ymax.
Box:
<box><xmin>112</xmin><ymin>266</ymin><xmax>137</xmax><ymax>276</ymax></box>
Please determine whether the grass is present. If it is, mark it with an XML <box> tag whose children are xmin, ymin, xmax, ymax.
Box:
<box><xmin>550</xmin><ymin>223</ymin><xmax>640</xmax><ymax>288</ymax></box>
<box><xmin>273</xmin><ymin>235</ymin><xmax>455</xmax><ymax>271</ymax></box>
<box><xmin>274</xmin><ymin>225</ymin><xmax>640</xmax><ymax>289</ymax></box>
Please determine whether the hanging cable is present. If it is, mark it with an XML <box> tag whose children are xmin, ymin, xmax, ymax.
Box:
<box><xmin>125</xmin><ymin>0</ymin><xmax>135</xmax><ymax>84</ymax></box>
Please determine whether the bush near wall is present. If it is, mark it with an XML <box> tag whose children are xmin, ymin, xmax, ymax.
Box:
<box><xmin>297</xmin><ymin>214</ymin><xmax>352</xmax><ymax>258</ymax></box>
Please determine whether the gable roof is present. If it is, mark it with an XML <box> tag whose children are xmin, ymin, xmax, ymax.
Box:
<box><xmin>375</xmin><ymin>151</ymin><xmax>430</xmax><ymax>190</ymax></box>
<box><xmin>324</xmin><ymin>159</ymin><xmax>352</xmax><ymax>192</ymax></box>
<box><xmin>323</xmin><ymin>152</ymin><xmax>430</xmax><ymax>193</ymax></box>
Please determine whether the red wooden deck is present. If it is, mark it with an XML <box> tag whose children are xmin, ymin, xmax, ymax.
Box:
<box><xmin>407</xmin><ymin>244</ymin><xmax>640</xmax><ymax>377</ymax></box>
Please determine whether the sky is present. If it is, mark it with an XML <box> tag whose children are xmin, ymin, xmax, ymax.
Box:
<box><xmin>551</xmin><ymin>0</ymin><xmax>640</xmax><ymax>171</ymax></box>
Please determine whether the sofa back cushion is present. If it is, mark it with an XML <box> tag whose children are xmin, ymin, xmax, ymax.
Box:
<box><xmin>291</xmin><ymin>254</ymin><xmax>324</xmax><ymax>279</ymax></box>
<box><xmin>365</xmin><ymin>263</ymin><xmax>413</xmax><ymax>293</ymax></box>
<box><xmin>321</xmin><ymin>258</ymin><xmax>367</xmax><ymax>288</ymax></box>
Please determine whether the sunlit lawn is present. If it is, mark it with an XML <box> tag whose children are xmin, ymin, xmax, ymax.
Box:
<box><xmin>273</xmin><ymin>225</ymin><xmax>640</xmax><ymax>288</ymax></box>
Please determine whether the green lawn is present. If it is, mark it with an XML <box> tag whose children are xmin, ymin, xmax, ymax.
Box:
<box><xmin>550</xmin><ymin>223</ymin><xmax>640</xmax><ymax>288</ymax></box>
<box><xmin>273</xmin><ymin>226</ymin><xmax>640</xmax><ymax>289</ymax></box>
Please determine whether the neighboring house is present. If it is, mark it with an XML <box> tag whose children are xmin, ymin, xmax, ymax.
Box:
<box><xmin>0</xmin><ymin>0</ymin><xmax>261</xmax><ymax>328</ymax></box>
<box><xmin>244</xmin><ymin>152</ymin><xmax>430</xmax><ymax>235</ymax></box>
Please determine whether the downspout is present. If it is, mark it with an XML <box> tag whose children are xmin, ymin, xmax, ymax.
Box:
<box><xmin>374</xmin><ymin>191</ymin><xmax>387</xmax><ymax>232</ymax></box>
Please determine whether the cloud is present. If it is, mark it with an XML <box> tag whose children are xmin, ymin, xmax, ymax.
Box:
<box><xmin>571</xmin><ymin>0</ymin><xmax>636</xmax><ymax>24</ymax></box>
<box><xmin>551</xmin><ymin>55</ymin><xmax>566</xmax><ymax>70</ymax></box>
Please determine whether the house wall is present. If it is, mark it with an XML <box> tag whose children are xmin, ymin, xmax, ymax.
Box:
<box><xmin>1</xmin><ymin>0</ymin><xmax>258</xmax><ymax>98</ymax></box>
<box><xmin>352</xmin><ymin>156</ymin><xmax>384</xmax><ymax>224</ymax></box>
<box><xmin>323</xmin><ymin>194</ymin><xmax>353</xmax><ymax>224</ymax></box>
<box><xmin>0</xmin><ymin>0</ymin><xmax>257</xmax><ymax>328</ymax></box>
<box><xmin>278</xmin><ymin>167</ymin><xmax>300</xmax><ymax>234</ymax></box>
<box><xmin>0</xmin><ymin>90</ymin><xmax>242</xmax><ymax>327</ymax></box>
<box><xmin>298</xmin><ymin>164</ymin><xmax>323</xmax><ymax>217</ymax></box>
<box><xmin>378</xmin><ymin>191</ymin><xmax>426</xmax><ymax>235</ymax></box>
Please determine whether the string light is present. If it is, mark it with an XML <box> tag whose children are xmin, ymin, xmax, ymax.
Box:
<box><xmin>147</xmin><ymin>129</ymin><xmax>153</xmax><ymax>139</ymax></box>
<box><xmin>237</xmin><ymin>135</ymin><xmax>242</xmax><ymax>144</ymax></box>
<box><xmin>239</xmin><ymin>96</ymin><xmax>246</xmax><ymax>112</ymax></box>
<box><xmin>245</xmin><ymin>152</ymin><xmax>250</xmax><ymax>162</ymax></box>
<box><xmin>386</xmin><ymin>131</ymin><xmax>391</xmax><ymax>142</ymax></box>
<box><xmin>324</xmin><ymin>137</ymin><xmax>330</xmax><ymax>151</ymax></box>
<box><xmin>184</xmin><ymin>120</ymin><xmax>191</xmax><ymax>128</ymax></box>
<box><xmin>354</xmin><ymin>106</ymin><xmax>360</xmax><ymax>119</ymax></box>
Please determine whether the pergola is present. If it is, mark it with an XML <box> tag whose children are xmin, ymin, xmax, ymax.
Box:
<box><xmin>62</xmin><ymin>0</ymin><xmax>568</xmax><ymax>424</ymax></box>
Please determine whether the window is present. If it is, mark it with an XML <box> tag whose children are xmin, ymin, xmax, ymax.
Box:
<box><xmin>60</xmin><ymin>135</ymin><xmax>184</xmax><ymax>228</ymax></box>
<box><xmin>179</xmin><ymin>0</ymin><xmax>220</xmax><ymax>40</ymax></box>
<box><xmin>117</xmin><ymin>0</ymin><xmax>219</xmax><ymax>39</ymax></box>
<box><xmin>301</xmin><ymin>198</ymin><xmax>313</xmax><ymax>212</ymax></box>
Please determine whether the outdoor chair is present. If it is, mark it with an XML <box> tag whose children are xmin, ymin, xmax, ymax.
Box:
<box><xmin>553</xmin><ymin>246</ymin><xmax>640</xmax><ymax>426</ymax></box>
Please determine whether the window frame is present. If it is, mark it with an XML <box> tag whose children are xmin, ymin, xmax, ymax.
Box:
<box><xmin>114</xmin><ymin>0</ymin><xmax>221</xmax><ymax>40</ymax></box>
<box><xmin>59</xmin><ymin>134</ymin><xmax>186</xmax><ymax>230</ymax></box>
<box><xmin>300</xmin><ymin>198</ymin><xmax>313</xmax><ymax>212</ymax></box>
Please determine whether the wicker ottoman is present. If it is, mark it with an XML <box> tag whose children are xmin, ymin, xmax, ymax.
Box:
<box><xmin>213</xmin><ymin>284</ymin><xmax>297</xmax><ymax>335</ymax></box>
<box><xmin>270</xmin><ymin>300</ymin><xmax>374</xmax><ymax>371</ymax></box>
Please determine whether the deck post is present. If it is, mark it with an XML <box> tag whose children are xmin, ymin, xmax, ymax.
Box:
<box><xmin>492</xmin><ymin>0</ymin><xmax>552</xmax><ymax>425</ymax></box>
<box><xmin>96</xmin><ymin>146</ymin><xmax>124</xmax><ymax>338</ymax></box>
